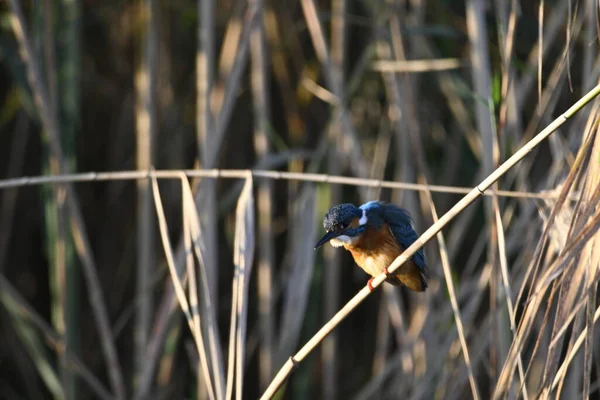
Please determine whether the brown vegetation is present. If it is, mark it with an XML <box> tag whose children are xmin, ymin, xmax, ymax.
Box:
<box><xmin>1</xmin><ymin>1</ymin><xmax>600</xmax><ymax>399</ymax></box>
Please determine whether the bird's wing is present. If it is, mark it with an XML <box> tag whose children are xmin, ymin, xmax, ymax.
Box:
<box><xmin>383</xmin><ymin>206</ymin><xmax>430</xmax><ymax>279</ymax></box>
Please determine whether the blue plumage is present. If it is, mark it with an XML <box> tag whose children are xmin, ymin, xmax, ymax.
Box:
<box><xmin>315</xmin><ymin>200</ymin><xmax>430</xmax><ymax>292</ymax></box>
<box><xmin>360</xmin><ymin>201</ymin><xmax>429</xmax><ymax>279</ymax></box>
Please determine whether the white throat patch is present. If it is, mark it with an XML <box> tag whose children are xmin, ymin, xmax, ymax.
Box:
<box><xmin>359</xmin><ymin>209</ymin><xmax>368</xmax><ymax>225</ymax></box>
<box><xmin>330</xmin><ymin>235</ymin><xmax>351</xmax><ymax>247</ymax></box>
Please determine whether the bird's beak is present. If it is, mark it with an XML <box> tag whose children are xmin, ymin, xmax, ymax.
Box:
<box><xmin>314</xmin><ymin>230</ymin><xmax>343</xmax><ymax>249</ymax></box>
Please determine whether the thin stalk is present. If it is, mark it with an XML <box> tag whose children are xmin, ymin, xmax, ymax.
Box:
<box><xmin>250</xmin><ymin>0</ymin><xmax>274</xmax><ymax>391</ymax></box>
<box><xmin>580</xmin><ymin>130</ymin><xmax>600</xmax><ymax>399</ymax></box>
<box><xmin>0</xmin><ymin>170</ymin><xmax>585</xmax><ymax>201</ymax></box>
<box><xmin>55</xmin><ymin>0</ymin><xmax>80</xmax><ymax>395</ymax></box>
<box><xmin>182</xmin><ymin>178</ymin><xmax>227</xmax><ymax>399</ymax></box>
<box><xmin>492</xmin><ymin>195</ymin><xmax>528</xmax><ymax>399</ymax></box>
<box><xmin>300</xmin><ymin>0</ymin><xmax>370</xmax><ymax>199</ymax></box>
<box><xmin>39</xmin><ymin>1</ymin><xmax>75</xmax><ymax>398</ymax></box>
<box><xmin>322</xmin><ymin>0</ymin><xmax>345</xmax><ymax>397</ymax></box>
<box><xmin>466</xmin><ymin>0</ymin><xmax>496</xmax><ymax>386</ymax></box>
<box><xmin>150</xmin><ymin>173</ymin><xmax>217</xmax><ymax>400</ymax></box>
<box><xmin>134</xmin><ymin>0</ymin><xmax>158</xmax><ymax>384</ymax></box>
<box><xmin>224</xmin><ymin>177</ymin><xmax>255</xmax><ymax>400</ymax></box>
<box><xmin>8</xmin><ymin>1</ymin><xmax>125</xmax><ymax>399</ymax></box>
<box><xmin>197</xmin><ymin>0</ymin><xmax>217</xmax><ymax>396</ymax></box>
<box><xmin>425</xmin><ymin>190</ymin><xmax>480</xmax><ymax>400</ymax></box>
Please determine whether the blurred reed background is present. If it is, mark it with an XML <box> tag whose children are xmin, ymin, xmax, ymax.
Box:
<box><xmin>1</xmin><ymin>0</ymin><xmax>600</xmax><ymax>399</ymax></box>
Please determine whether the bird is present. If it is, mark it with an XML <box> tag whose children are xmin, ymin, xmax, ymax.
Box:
<box><xmin>314</xmin><ymin>201</ymin><xmax>429</xmax><ymax>292</ymax></box>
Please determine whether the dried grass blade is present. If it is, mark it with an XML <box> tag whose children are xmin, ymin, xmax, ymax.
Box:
<box><xmin>552</xmin><ymin>303</ymin><xmax>600</xmax><ymax>390</ymax></box>
<box><xmin>134</xmin><ymin>0</ymin><xmax>158</xmax><ymax>382</ymax></box>
<box><xmin>425</xmin><ymin>191</ymin><xmax>480</xmax><ymax>400</ymax></box>
<box><xmin>181</xmin><ymin>176</ymin><xmax>226</xmax><ymax>399</ymax></box>
<box><xmin>538</xmin><ymin>0</ymin><xmax>544</xmax><ymax>114</ymax></box>
<box><xmin>249</xmin><ymin>0</ymin><xmax>275</xmax><ymax>390</ymax></box>
<box><xmin>580</xmin><ymin>133</ymin><xmax>600</xmax><ymax>399</ymax></box>
<box><xmin>181</xmin><ymin>176</ymin><xmax>203</xmax><ymax>381</ymax></box>
<box><xmin>150</xmin><ymin>172</ymin><xmax>216</xmax><ymax>400</ymax></box>
<box><xmin>235</xmin><ymin>177</ymin><xmax>255</xmax><ymax>399</ymax></box>
<box><xmin>540</xmin><ymin>183</ymin><xmax>600</xmax><ymax>392</ymax></box>
<box><xmin>493</xmin><ymin>195</ymin><xmax>528</xmax><ymax>399</ymax></box>
<box><xmin>224</xmin><ymin>177</ymin><xmax>256</xmax><ymax>400</ymax></box>
<box><xmin>514</xmin><ymin>126</ymin><xmax>596</xmax><ymax>314</ymax></box>
<box><xmin>495</xmin><ymin>197</ymin><xmax>600</xmax><ymax>399</ymax></box>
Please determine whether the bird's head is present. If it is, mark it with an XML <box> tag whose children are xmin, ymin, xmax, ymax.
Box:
<box><xmin>314</xmin><ymin>203</ymin><xmax>368</xmax><ymax>249</ymax></box>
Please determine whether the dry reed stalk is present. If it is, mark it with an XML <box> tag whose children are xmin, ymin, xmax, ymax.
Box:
<box><xmin>0</xmin><ymin>169</ymin><xmax>581</xmax><ymax>201</ymax></box>
<box><xmin>197</xmin><ymin>12</ymin><xmax>218</xmax><ymax>397</ymax></box>
<box><xmin>551</xmin><ymin>199</ymin><xmax>591</xmax><ymax>397</ymax></box>
<box><xmin>182</xmin><ymin>177</ymin><xmax>226</xmax><ymax>397</ymax></box>
<box><xmin>224</xmin><ymin>176</ymin><xmax>255</xmax><ymax>400</ymax></box>
<box><xmin>249</xmin><ymin>0</ymin><xmax>274</xmax><ymax>390</ymax></box>
<box><xmin>371</xmin><ymin>58</ymin><xmax>465</xmax><ymax>72</ymax></box>
<box><xmin>183</xmin><ymin>177</ymin><xmax>203</xmax><ymax>396</ymax></box>
<box><xmin>583</xmin><ymin>0</ymin><xmax>597</xmax><ymax>92</ymax></box>
<box><xmin>514</xmin><ymin>121</ymin><xmax>596</xmax><ymax>319</ymax></box>
<box><xmin>582</xmin><ymin>133</ymin><xmax>600</xmax><ymax>398</ymax></box>
<box><xmin>385</xmin><ymin>8</ymin><xmax>419</xmax><ymax>225</ymax></box>
<box><xmin>134</xmin><ymin>0</ymin><xmax>158</xmax><ymax>384</ymax></box>
<box><xmin>551</xmin><ymin>133</ymin><xmax>600</xmax><ymax>399</ymax></box>
<box><xmin>150</xmin><ymin>172</ymin><xmax>220</xmax><ymax>400</ymax></box>
<box><xmin>175</xmin><ymin>18</ymin><xmax>260</xmax><ymax>389</ymax></box>
<box><xmin>552</xmin><ymin>300</ymin><xmax>600</xmax><ymax>390</ymax></box>
<box><xmin>466</xmin><ymin>0</ymin><xmax>496</xmax><ymax>386</ymax></box>
<box><xmin>212</xmin><ymin>5</ymin><xmax>259</xmax><ymax>153</ymax></box>
<box><xmin>320</xmin><ymin>0</ymin><xmax>346</xmax><ymax>397</ymax></box>
<box><xmin>520</xmin><ymin>9</ymin><xmax>583</xmax><ymax>145</ymax></box>
<box><xmin>493</xmin><ymin>194</ymin><xmax>528</xmax><ymax>399</ymax></box>
<box><xmin>260</xmin><ymin>83</ymin><xmax>600</xmax><ymax>400</ymax></box>
<box><xmin>539</xmin><ymin>203</ymin><xmax>600</xmax><ymax>398</ymax></box>
<box><xmin>538</xmin><ymin>0</ymin><xmax>544</xmax><ymax>113</ymax></box>
<box><xmin>425</xmin><ymin>189</ymin><xmax>481</xmax><ymax>400</ymax></box>
<box><xmin>495</xmin><ymin>152</ymin><xmax>600</xmax><ymax>397</ymax></box>
<box><xmin>514</xmin><ymin>0</ymin><xmax>567</xmax><ymax>107</ymax></box>
<box><xmin>322</xmin><ymin>157</ymin><xmax>343</xmax><ymax>398</ymax></box>
<box><xmin>7</xmin><ymin>2</ymin><xmax>126</xmax><ymax>398</ymax></box>
<box><xmin>39</xmin><ymin>1</ymin><xmax>76</xmax><ymax>397</ymax></box>
<box><xmin>216</xmin><ymin>1</ymin><xmax>245</xmax><ymax>85</ymax></box>
<box><xmin>300</xmin><ymin>0</ymin><xmax>370</xmax><ymax>200</ymax></box>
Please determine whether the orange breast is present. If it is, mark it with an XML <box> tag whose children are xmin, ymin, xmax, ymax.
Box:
<box><xmin>345</xmin><ymin>225</ymin><xmax>402</xmax><ymax>277</ymax></box>
<box><xmin>344</xmin><ymin>224</ymin><xmax>426</xmax><ymax>292</ymax></box>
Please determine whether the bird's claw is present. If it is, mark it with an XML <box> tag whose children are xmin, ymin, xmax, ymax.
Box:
<box><xmin>367</xmin><ymin>278</ymin><xmax>375</xmax><ymax>292</ymax></box>
<box><xmin>384</xmin><ymin>267</ymin><xmax>390</xmax><ymax>277</ymax></box>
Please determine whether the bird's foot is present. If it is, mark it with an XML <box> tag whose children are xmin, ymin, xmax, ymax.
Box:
<box><xmin>384</xmin><ymin>267</ymin><xmax>391</xmax><ymax>277</ymax></box>
<box><xmin>367</xmin><ymin>278</ymin><xmax>375</xmax><ymax>292</ymax></box>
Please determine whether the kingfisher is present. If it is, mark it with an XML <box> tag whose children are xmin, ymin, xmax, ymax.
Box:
<box><xmin>315</xmin><ymin>201</ymin><xmax>429</xmax><ymax>292</ymax></box>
